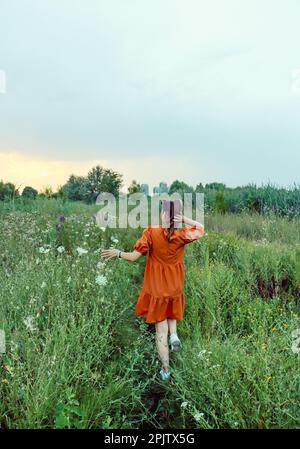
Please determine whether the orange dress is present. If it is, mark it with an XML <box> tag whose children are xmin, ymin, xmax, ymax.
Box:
<box><xmin>133</xmin><ymin>225</ymin><xmax>205</xmax><ymax>323</ymax></box>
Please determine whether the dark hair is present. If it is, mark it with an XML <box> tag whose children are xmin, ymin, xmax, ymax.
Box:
<box><xmin>162</xmin><ymin>199</ymin><xmax>182</xmax><ymax>240</ymax></box>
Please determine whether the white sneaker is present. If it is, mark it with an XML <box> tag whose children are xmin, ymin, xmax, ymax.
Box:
<box><xmin>169</xmin><ymin>333</ymin><xmax>182</xmax><ymax>352</ymax></box>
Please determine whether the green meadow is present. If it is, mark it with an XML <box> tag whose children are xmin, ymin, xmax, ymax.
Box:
<box><xmin>0</xmin><ymin>198</ymin><xmax>299</xmax><ymax>428</ymax></box>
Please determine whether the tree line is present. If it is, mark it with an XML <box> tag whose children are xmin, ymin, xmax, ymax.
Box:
<box><xmin>1</xmin><ymin>165</ymin><xmax>300</xmax><ymax>217</ymax></box>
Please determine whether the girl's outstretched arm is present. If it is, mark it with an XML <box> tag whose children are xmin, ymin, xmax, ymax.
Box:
<box><xmin>101</xmin><ymin>248</ymin><xmax>142</xmax><ymax>262</ymax></box>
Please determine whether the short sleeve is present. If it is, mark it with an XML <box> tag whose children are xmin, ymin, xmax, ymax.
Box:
<box><xmin>180</xmin><ymin>225</ymin><xmax>205</xmax><ymax>245</ymax></box>
<box><xmin>133</xmin><ymin>227</ymin><xmax>152</xmax><ymax>255</ymax></box>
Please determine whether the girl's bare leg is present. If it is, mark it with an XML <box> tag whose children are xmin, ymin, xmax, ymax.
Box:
<box><xmin>167</xmin><ymin>319</ymin><xmax>177</xmax><ymax>335</ymax></box>
<box><xmin>155</xmin><ymin>319</ymin><xmax>169</xmax><ymax>372</ymax></box>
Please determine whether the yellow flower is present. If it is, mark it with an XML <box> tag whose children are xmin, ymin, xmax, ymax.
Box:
<box><xmin>267</xmin><ymin>376</ymin><xmax>272</xmax><ymax>382</ymax></box>
<box><xmin>261</xmin><ymin>343</ymin><xmax>267</xmax><ymax>350</ymax></box>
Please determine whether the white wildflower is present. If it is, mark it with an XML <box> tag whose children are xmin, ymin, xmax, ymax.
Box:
<box><xmin>76</xmin><ymin>247</ymin><xmax>88</xmax><ymax>256</ymax></box>
<box><xmin>95</xmin><ymin>275</ymin><xmax>108</xmax><ymax>286</ymax></box>
<box><xmin>97</xmin><ymin>261</ymin><xmax>106</xmax><ymax>271</ymax></box>
<box><xmin>197</xmin><ymin>350</ymin><xmax>207</xmax><ymax>358</ymax></box>
<box><xmin>39</xmin><ymin>247</ymin><xmax>50</xmax><ymax>254</ymax></box>
<box><xmin>211</xmin><ymin>364</ymin><xmax>221</xmax><ymax>369</ymax></box>
<box><xmin>181</xmin><ymin>401</ymin><xmax>188</xmax><ymax>409</ymax></box>
<box><xmin>23</xmin><ymin>316</ymin><xmax>36</xmax><ymax>332</ymax></box>
<box><xmin>193</xmin><ymin>411</ymin><xmax>204</xmax><ymax>422</ymax></box>
<box><xmin>111</xmin><ymin>237</ymin><xmax>119</xmax><ymax>244</ymax></box>
<box><xmin>57</xmin><ymin>246</ymin><xmax>65</xmax><ymax>253</ymax></box>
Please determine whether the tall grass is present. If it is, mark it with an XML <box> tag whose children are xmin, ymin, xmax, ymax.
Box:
<box><xmin>0</xmin><ymin>199</ymin><xmax>299</xmax><ymax>428</ymax></box>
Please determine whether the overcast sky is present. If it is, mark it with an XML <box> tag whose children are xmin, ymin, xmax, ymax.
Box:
<box><xmin>0</xmin><ymin>0</ymin><xmax>300</xmax><ymax>192</ymax></box>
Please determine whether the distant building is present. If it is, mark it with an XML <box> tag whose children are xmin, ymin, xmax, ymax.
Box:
<box><xmin>140</xmin><ymin>184</ymin><xmax>149</xmax><ymax>196</ymax></box>
<box><xmin>153</xmin><ymin>182</ymin><xmax>169</xmax><ymax>195</ymax></box>
<box><xmin>159</xmin><ymin>182</ymin><xmax>168</xmax><ymax>194</ymax></box>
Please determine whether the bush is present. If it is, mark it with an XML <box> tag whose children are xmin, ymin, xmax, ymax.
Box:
<box><xmin>22</xmin><ymin>186</ymin><xmax>38</xmax><ymax>199</ymax></box>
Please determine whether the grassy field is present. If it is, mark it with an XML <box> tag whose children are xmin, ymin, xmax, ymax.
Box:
<box><xmin>0</xmin><ymin>198</ymin><xmax>299</xmax><ymax>428</ymax></box>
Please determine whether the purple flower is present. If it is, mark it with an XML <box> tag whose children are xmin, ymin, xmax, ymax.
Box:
<box><xmin>59</xmin><ymin>215</ymin><xmax>65</xmax><ymax>223</ymax></box>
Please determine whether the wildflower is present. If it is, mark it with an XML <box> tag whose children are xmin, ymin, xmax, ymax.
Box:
<box><xmin>261</xmin><ymin>343</ymin><xmax>267</xmax><ymax>350</ymax></box>
<box><xmin>23</xmin><ymin>316</ymin><xmax>36</xmax><ymax>332</ymax></box>
<box><xmin>197</xmin><ymin>350</ymin><xmax>207</xmax><ymax>357</ymax></box>
<box><xmin>97</xmin><ymin>261</ymin><xmax>106</xmax><ymax>271</ymax></box>
<box><xmin>211</xmin><ymin>364</ymin><xmax>221</xmax><ymax>369</ymax></box>
<box><xmin>57</xmin><ymin>246</ymin><xmax>65</xmax><ymax>253</ymax></box>
<box><xmin>111</xmin><ymin>237</ymin><xmax>119</xmax><ymax>244</ymax></box>
<box><xmin>76</xmin><ymin>247</ymin><xmax>88</xmax><ymax>256</ymax></box>
<box><xmin>95</xmin><ymin>275</ymin><xmax>108</xmax><ymax>286</ymax></box>
<box><xmin>181</xmin><ymin>401</ymin><xmax>188</xmax><ymax>409</ymax></box>
<box><xmin>59</xmin><ymin>215</ymin><xmax>65</xmax><ymax>223</ymax></box>
<box><xmin>39</xmin><ymin>247</ymin><xmax>50</xmax><ymax>254</ymax></box>
<box><xmin>193</xmin><ymin>411</ymin><xmax>204</xmax><ymax>422</ymax></box>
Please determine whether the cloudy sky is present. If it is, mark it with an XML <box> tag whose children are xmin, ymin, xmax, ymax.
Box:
<box><xmin>0</xmin><ymin>0</ymin><xmax>300</xmax><ymax>192</ymax></box>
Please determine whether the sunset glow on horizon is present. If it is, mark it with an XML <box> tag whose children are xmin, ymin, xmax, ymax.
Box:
<box><xmin>0</xmin><ymin>151</ymin><xmax>109</xmax><ymax>192</ymax></box>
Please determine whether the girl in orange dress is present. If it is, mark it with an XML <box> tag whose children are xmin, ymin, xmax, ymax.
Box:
<box><xmin>102</xmin><ymin>200</ymin><xmax>205</xmax><ymax>381</ymax></box>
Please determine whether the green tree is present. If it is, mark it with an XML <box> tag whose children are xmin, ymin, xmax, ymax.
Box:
<box><xmin>84</xmin><ymin>165</ymin><xmax>123</xmax><ymax>203</ymax></box>
<box><xmin>205</xmin><ymin>182</ymin><xmax>226</xmax><ymax>191</ymax></box>
<box><xmin>62</xmin><ymin>175</ymin><xmax>88</xmax><ymax>201</ymax></box>
<box><xmin>0</xmin><ymin>181</ymin><xmax>19</xmax><ymax>201</ymax></box>
<box><xmin>22</xmin><ymin>186</ymin><xmax>38</xmax><ymax>199</ymax></box>
<box><xmin>97</xmin><ymin>167</ymin><xmax>123</xmax><ymax>198</ymax></box>
<box><xmin>168</xmin><ymin>180</ymin><xmax>194</xmax><ymax>196</ymax></box>
<box><xmin>128</xmin><ymin>180</ymin><xmax>141</xmax><ymax>194</ymax></box>
<box><xmin>195</xmin><ymin>183</ymin><xmax>205</xmax><ymax>192</ymax></box>
<box><xmin>214</xmin><ymin>190</ymin><xmax>229</xmax><ymax>214</ymax></box>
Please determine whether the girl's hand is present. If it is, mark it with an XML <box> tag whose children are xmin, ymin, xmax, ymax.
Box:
<box><xmin>174</xmin><ymin>213</ymin><xmax>183</xmax><ymax>224</ymax></box>
<box><xmin>101</xmin><ymin>249</ymin><xmax>119</xmax><ymax>260</ymax></box>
